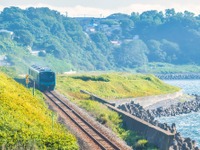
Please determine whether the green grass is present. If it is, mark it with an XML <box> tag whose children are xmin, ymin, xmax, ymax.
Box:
<box><xmin>56</xmin><ymin>72</ymin><xmax>176</xmax><ymax>149</ymax></box>
<box><xmin>0</xmin><ymin>72</ymin><xmax>78</xmax><ymax>149</ymax></box>
<box><xmin>56</xmin><ymin>72</ymin><xmax>180</xmax><ymax>100</ymax></box>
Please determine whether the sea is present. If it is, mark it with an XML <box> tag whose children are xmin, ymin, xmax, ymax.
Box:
<box><xmin>158</xmin><ymin>80</ymin><xmax>200</xmax><ymax>146</ymax></box>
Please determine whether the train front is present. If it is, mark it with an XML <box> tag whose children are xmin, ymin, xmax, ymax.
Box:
<box><xmin>39</xmin><ymin>71</ymin><xmax>56</xmax><ymax>91</ymax></box>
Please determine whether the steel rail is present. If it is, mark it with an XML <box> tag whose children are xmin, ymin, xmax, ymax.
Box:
<box><xmin>44</xmin><ymin>91</ymin><xmax>120</xmax><ymax>150</ymax></box>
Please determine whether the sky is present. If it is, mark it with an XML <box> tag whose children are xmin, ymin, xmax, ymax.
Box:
<box><xmin>1</xmin><ymin>0</ymin><xmax>200</xmax><ymax>17</ymax></box>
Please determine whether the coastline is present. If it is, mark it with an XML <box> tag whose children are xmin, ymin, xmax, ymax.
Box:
<box><xmin>145</xmin><ymin>94</ymin><xmax>195</xmax><ymax>110</ymax></box>
<box><xmin>109</xmin><ymin>90</ymin><xmax>183</xmax><ymax>107</ymax></box>
<box><xmin>81</xmin><ymin>89</ymin><xmax>200</xmax><ymax>149</ymax></box>
<box><xmin>117</xmin><ymin>93</ymin><xmax>200</xmax><ymax>150</ymax></box>
<box><xmin>147</xmin><ymin>94</ymin><xmax>200</xmax><ymax>118</ymax></box>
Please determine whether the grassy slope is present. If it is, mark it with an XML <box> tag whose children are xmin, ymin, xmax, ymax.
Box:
<box><xmin>56</xmin><ymin>72</ymin><xmax>178</xmax><ymax>149</ymax></box>
<box><xmin>56</xmin><ymin>72</ymin><xmax>180</xmax><ymax>100</ymax></box>
<box><xmin>0</xmin><ymin>72</ymin><xmax>78</xmax><ymax>149</ymax></box>
<box><xmin>0</xmin><ymin>37</ymin><xmax>71</xmax><ymax>74</ymax></box>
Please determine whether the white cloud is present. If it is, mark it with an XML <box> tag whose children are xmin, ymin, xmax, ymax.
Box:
<box><xmin>114</xmin><ymin>3</ymin><xmax>200</xmax><ymax>15</ymax></box>
<box><xmin>42</xmin><ymin>3</ymin><xmax>200</xmax><ymax>17</ymax></box>
<box><xmin>53</xmin><ymin>5</ymin><xmax>112</xmax><ymax>17</ymax></box>
<box><xmin>0</xmin><ymin>2</ymin><xmax>200</xmax><ymax>17</ymax></box>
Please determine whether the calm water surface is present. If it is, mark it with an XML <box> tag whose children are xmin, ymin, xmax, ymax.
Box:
<box><xmin>158</xmin><ymin>80</ymin><xmax>200</xmax><ymax>146</ymax></box>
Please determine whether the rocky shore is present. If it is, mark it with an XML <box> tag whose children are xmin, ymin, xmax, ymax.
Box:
<box><xmin>147</xmin><ymin>94</ymin><xmax>200</xmax><ymax>118</ymax></box>
<box><xmin>118</xmin><ymin>94</ymin><xmax>200</xmax><ymax>150</ymax></box>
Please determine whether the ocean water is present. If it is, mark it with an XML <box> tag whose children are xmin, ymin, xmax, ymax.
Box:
<box><xmin>158</xmin><ymin>80</ymin><xmax>200</xmax><ymax>146</ymax></box>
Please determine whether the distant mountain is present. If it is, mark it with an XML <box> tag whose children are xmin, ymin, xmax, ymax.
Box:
<box><xmin>0</xmin><ymin>7</ymin><xmax>200</xmax><ymax>73</ymax></box>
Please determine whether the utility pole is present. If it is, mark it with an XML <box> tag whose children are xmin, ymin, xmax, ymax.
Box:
<box><xmin>33</xmin><ymin>81</ymin><xmax>35</xmax><ymax>96</ymax></box>
<box><xmin>52</xmin><ymin>112</ymin><xmax>54</xmax><ymax>129</ymax></box>
<box><xmin>25</xmin><ymin>74</ymin><xmax>29</xmax><ymax>88</ymax></box>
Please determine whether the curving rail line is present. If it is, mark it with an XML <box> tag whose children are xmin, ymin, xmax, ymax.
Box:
<box><xmin>44</xmin><ymin>91</ymin><xmax>121</xmax><ymax>150</ymax></box>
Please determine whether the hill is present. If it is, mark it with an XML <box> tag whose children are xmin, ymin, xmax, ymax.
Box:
<box><xmin>56</xmin><ymin>73</ymin><xmax>180</xmax><ymax>99</ymax></box>
<box><xmin>1</xmin><ymin>7</ymin><xmax>200</xmax><ymax>73</ymax></box>
<box><xmin>0</xmin><ymin>72</ymin><xmax>78</xmax><ymax>149</ymax></box>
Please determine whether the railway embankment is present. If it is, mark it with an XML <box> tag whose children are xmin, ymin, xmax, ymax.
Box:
<box><xmin>81</xmin><ymin>90</ymin><xmax>200</xmax><ymax>150</ymax></box>
<box><xmin>50</xmin><ymin>90</ymin><xmax>132</xmax><ymax>150</ymax></box>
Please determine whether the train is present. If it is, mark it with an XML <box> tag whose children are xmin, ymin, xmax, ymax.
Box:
<box><xmin>28</xmin><ymin>65</ymin><xmax>56</xmax><ymax>91</ymax></box>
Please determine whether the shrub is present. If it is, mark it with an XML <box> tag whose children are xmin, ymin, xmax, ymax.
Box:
<box><xmin>135</xmin><ymin>139</ymin><xmax>148</xmax><ymax>148</ymax></box>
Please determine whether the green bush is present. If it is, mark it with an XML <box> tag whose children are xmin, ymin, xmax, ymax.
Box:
<box><xmin>135</xmin><ymin>139</ymin><xmax>148</xmax><ymax>148</ymax></box>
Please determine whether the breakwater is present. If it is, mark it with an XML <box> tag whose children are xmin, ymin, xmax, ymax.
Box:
<box><xmin>81</xmin><ymin>90</ymin><xmax>176</xmax><ymax>149</ymax></box>
<box><xmin>148</xmin><ymin>94</ymin><xmax>200</xmax><ymax>118</ymax></box>
<box><xmin>107</xmin><ymin>104</ymin><xmax>175</xmax><ymax>150</ymax></box>
<box><xmin>118</xmin><ymin>101</ymin><xmax>176</xmax><ymax>133</ymax></box>
<box><xmin>155</xmin><ymin>73</ymin><xmax>200</xmax><ymax>80</ymax></box>
<box><xmin>118</xmin><ymin>101</ymin><xmax>199</xmax><ymax>150</ymax></box>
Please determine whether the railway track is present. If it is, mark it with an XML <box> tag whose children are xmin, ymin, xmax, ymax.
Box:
<box><xmin>44</xmin><ymin>91</ymin><xmax>121</xmax><ymax>150</ymax></box>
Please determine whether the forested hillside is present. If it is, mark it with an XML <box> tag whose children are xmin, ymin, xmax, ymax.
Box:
<box><xmin>0</xmin><ymin>7</ymin><xmax>200</xmax><ymax>72</ymax></box>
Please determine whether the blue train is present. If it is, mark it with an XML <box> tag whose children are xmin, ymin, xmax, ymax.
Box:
<box><xmin>28</xmin><ymin>65</ymin><xmax>56</xmax><ymax>91</ymax></box>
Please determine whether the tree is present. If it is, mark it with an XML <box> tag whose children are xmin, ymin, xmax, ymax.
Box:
<box><xmin>140</xmin><ymin>10</ymin><xmax>163</xmax><ymax>25</ymax></box>
<box><xmin>90</xmin><ymin>32</ymin><xmax>112</xmax><ymax>55</ymax></box>
<box><xmin>14</xmin><ymin>30</ymin><xmax>34</xmax><ymax>46</ymax></box>
<box><xmin>1</xmin><ymin>7</ymin><xmax>24</xmax><ymax>21</ymax></box>
<box><xmin>147</xmin><ymin>40</ymin><xmax>166</xmax><ymax>62</ymax></box>
<box><xmin>38</xmin><ymin>51</ymin><xmax>46</xmax><ymax>57</ymax></box>
<box><xmin>114</xmin><ymin>40</ymin><xmax>148</xmax><ymax>68</ymax></box>
<box><xmin>161</xmin><ymin>39</ymin><xmax>180</xmax><ymax>63</ymax></box>
<box><xmin>120</xmin><ymin>19</ymin><xmax>134</xmax><ymax>38</ymax></box>
<box><xmin>63</xmin><ymin>19</ymin><xmax>82</xmax><ymax>33</ymax></box>
<box><xmin>130</xmin><ymin>12</ymin><xmax>140</xmax><ymax>22</ymax></box>
<box><xmin>107</xmin><ymin>13</ymin><xmax>130</xmax><ymax>20</ymax></box>
<box><xmin>165</xmin><ymin>9</ymin><xmax>175</xmax><ymax>18</ymax></box>
<box><xmin>184</xmin><ymin>11</ymin><xmax>195</xmax><ymax>18</ymax></box>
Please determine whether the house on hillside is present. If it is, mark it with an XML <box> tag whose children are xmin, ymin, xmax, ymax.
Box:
<box><xmin>27</xmin><ymin>46</ymin><xmax>46</xmax><ymax>57</ymax></box>
<box><xmin>110</xmin><ymin>40</ymin><xmax>121</xmax><ymax>46</ymax></box>
<box><xmin>0</xmin><ymin>29</ymin><xmax>14</xmax><ymax>39</ymax></box>
<box><xmin>85</xmin><ymin>25</ymin><xmax>96</xmax><ymax>33</ymax></box>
